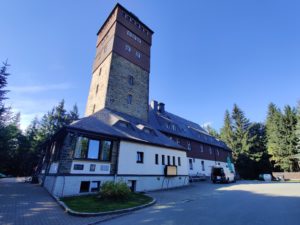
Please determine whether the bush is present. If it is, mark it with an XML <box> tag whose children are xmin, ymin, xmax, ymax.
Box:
<box><xmin>100</xmin><ymin>181</ymin><xmax>131</xmax><ymax>200</ymax></box>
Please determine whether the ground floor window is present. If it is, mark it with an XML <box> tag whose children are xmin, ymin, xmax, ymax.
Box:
<box><xmin>80</xmin><ymin>181</ymin><xmax>90</xmax><ymax>193</ymax></box>
<box><xmin>91</xmin><ymin>181</ymin><xmax>101</xmax><ymax>192</ymax></box>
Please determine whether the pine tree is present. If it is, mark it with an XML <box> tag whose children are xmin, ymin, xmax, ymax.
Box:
<box><xmin>220</xmin><ymin>110</ymin><xmax>234</xmax><ymax>151</ymax></box>
<box><xmin>296</xmin><ymin>101</ymin><xmax>300</xmax><ymax>154</ymax></box>
<box><xmin>68</xmin><ymin>104</ymin><xmax>79</xmax><ymax>124</ymax></box>
<box><xmin>231</xmin><ymin>104</ymin><xmax>251</xmax><ymax>155</ymax></box>
<box><xmin>0</xmin><ymin>60</ymin><xmax>10</xmax><ymax>127</ymax></box>
<box><xmin>266</xmin><ymin>103</ymin><xmax>282</xmax><ymax>169</ymax></box>
<box><xmin>279</xmin><ymin>105</ymin><xmax>297</xmax><ymax>171</ymax></box>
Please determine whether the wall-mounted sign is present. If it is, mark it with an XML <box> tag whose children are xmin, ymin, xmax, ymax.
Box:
<box><xmin>165</xmin><ymin>165</ymin><xmax>177</xmax><ymax>177</ymax></box>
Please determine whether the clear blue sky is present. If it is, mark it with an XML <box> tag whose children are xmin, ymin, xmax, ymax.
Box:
<box><xmin>1</xmin><ymin>0</ymin><xmax>300</xmax><ymax>130</ymax></box>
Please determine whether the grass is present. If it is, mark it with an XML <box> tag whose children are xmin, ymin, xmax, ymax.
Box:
<box><xmin>60</xmin><ymin>192</ymin><xmax>153</xmax><ymax>213</ymax></box>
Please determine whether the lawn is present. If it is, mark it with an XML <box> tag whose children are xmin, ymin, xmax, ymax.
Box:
<box><xmin>60</xmin><ymin>192</ymin><xmax>153</xmax><ymax>213</ymax></box>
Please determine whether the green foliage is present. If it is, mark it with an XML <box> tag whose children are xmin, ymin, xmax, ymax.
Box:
<box><xmin>220</xmin><ymin>105</ymin><xmax>271</xmax><ymax>179</ymax></box>
<box><xmin>296</xmin><ymin>101</ymin><xmax>300</xmax><ymax>154</ymax></box>
<box><xmin>266</xmin><ymin>103</ymin><xmax>298</xmax><ymax>171</ymax></box>
<box><xmin>204</xmin><ymin>125</ymin><xmax>220</xmax><ymax>139</ymax></box>
<box><xmin>0</xmin><ymin>60</ymin><xmax>11</xmax><ymax>127</ymax></box>
<box><xmin>100</xmin><ymin>181</ymin><xmax>131</xmax><ymax>200</ymax></box>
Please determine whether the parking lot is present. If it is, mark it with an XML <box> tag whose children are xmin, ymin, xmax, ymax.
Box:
<box><xmin>1</xmin><ymin>178</ymin><xmax>300</xmax><ymax>225</ymax></box>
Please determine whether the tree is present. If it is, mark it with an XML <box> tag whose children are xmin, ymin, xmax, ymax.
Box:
<box><xmin>0</xmin><ymin>60</ymin><xmax>10</xmax><ymax>127</ymax></box>
<box><xmin>279</xmin><ymin>105</ymin><xmax>297</xmax><ymax>171</ymax></box>
<box><xmin>296</xmin><ymin>101</ymin><xmax>300</xmax><ymax>154</ymax></box>
<box><xmin>220</xmin><ymin>110</ymin><xmax>234</xmax><ymax>152</ymax></box>
<box><xmin>204</xmin><ymin>124</ymin><xmax>220</xmax><ymax>139</ymax></box>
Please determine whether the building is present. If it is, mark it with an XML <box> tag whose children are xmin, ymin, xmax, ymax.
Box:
<box><xmin>38</xmin><ymin>3</ymin><xmax>234</xmax><ymax>197</ymax></box>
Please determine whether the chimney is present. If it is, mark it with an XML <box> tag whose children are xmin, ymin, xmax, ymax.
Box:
<box><xmin>150</xmin><ymin>100</ymin><xmax>158</xmax><ymax>111</ymax></box>
<box><xmin>158</xmin><ymin>102</ymin><xmax>165</xmax><ymax>113</ymax></box>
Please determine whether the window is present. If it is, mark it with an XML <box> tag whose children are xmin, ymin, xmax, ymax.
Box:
<box><xmin>187</xmin><ymin>141</ymin><xmax>191</xmax><ymax>150</ymax></box>
<box><xmin>74</xmin><ymin>137</ymin><xmax>89</xmax><ymax>158</ymax></box>
<box><xmin>189</xmin><ymin>159</ymin><xmax>193</xmax><ymax>170</ymax></box>
<box><xmin>127</xmin><ymin>94</ymin><xmax>132</xmax><ymax>104</ymax></box>
<box><xmin>125</xmin><ymin>44</ymin><xmax>131</xmax><ymax>52</ymax></box>
<box><xmin>91</xmin><ymin>181</ymin><xmax>100</xmax><ymax>192</ymax></box>
<box><xmin>172</xmin><ymin>156</ymin><xmax>176</xmax><ymax>166</ymax></box>
<box><xmin>209</xmin><ymin>146</ymin><xmax>212</xmax><ymax>155</ymax></box>
<box><xmin>80</xmin><ymin>181</ymin><xmax>90</xmax><ymax>193</ymax></box>
<box><xmin>128</xmin><ymin>75</ymin><xmax>134</xmax><ymax>85</ymax></box>
<box><xmin>155</xmin><ymin>154</ymin><xmax>159</xmax><ymax>165</ymax></box>
<box><xmin>178</xmin><ymin>157</ymin><xmax>181</xmax><ymax>166</ymax></box>
<box><xmin>162</xmin><ymin>155</ymin><xmax>165</xmax><ymax>165</ymax></box>
<box><xmin>99</xmin><ymin>67</ymin><xmax>102</xmax><ymax>76</ymax></box>
<box><xmin>217</xmin><ymin>149</ymin><xmax>220</xmax><ymax>156</ymax></box>
<box><xmin>137</xmin><ymin>152</ymin><xmax>144</xmax><ymax>163</ymax></box>
<box><xmin>126</xmin><ymin>30</ymin><xmax>141</xmax><ymax>44</ymax></box>
<box><xmin>92</xmin><ymin>104</ymin><xmax>96</xmax><ymax>113</ymax></box>
<box><xmin>201</xmin><ymin>161</ymin><xmax>205</xmax><ymax>171</ymax></box>
<box><xmin>167</xmin><ymin>156</ymin><xmax>170</xmax><ymax>165</ymax></box>
<box><xmin>87</xmin><ymin>140</ymin><xmax>99</xmax><ymax>159</ymax></box>
<box><xmin>100</xmin><ymin>140</ymin><xmax>112</xmax><ymax>161</ymax></box>
<box><xmin>96</xmin><ymin>85</ymin><xmax>99</xmax><ymax>94</ymax></box>
<box><xmin>135</xmin><ymin>51</ymin><xmax>141</xmax><ymax>59</ymax></box>
<box><xmin>176</xmin><ymin>138</ymin><xmax>180</xmax><ymax>144</ymax></box>
<box><xmin>73</xmin><ymin>136</ymin><xmax>112</xmax><ymax>161</ymax></box>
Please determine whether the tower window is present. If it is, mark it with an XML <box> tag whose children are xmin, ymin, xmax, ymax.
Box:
<box><xmin>99</xmin><ymin>68</ymin><xmax>102</xmax><ymax>76</ymax></box>
<box><xmin>128</xmin><ymin>75</ymin><xmax>134</xmax><ymax>85</ymax></box>
<box><xmin>135</xmin><ymin>51</ymin><xmax>141</xmax><ymax>59</ymax></box>
<box><xmin>125</xmin><ymin>44</ymin><xmax>131</xmax><ymax>52</ymax></box>
<box><xmin>127</xmin><ymin>94</ymin><xmax>132</xmax><ymax>104</ymax></box>
<box><xmin>96</xmin><ymin>85</ymin><xmax>99</xmax><ymax>94</ymax></box>
<box><xmin>92</xmin><ymin>104</ymin><xmax>96</xmax><ymax>113</ymax></box>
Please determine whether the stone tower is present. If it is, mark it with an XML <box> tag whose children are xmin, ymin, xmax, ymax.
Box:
<box><xmin>85</xmin><ymin>3</ymin><xmax>153</xmax><ymax>121</ymax></box>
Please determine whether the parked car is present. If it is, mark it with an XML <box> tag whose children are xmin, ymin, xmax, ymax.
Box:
<box><xmin>211</xmin><ymin>166</ymin><xmax>235</xmax><ymax>183</ymax></box>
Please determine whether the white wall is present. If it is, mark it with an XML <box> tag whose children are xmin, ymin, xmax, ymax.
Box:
<box><xmin>188</xmin><ymin>158</ymin><xmax>235</xmax><ymax>176</ymax></box>
<box><xmin>118</xmin><ymin>141</ymin><xmax>188</xmax><ymax>176</ymax></box>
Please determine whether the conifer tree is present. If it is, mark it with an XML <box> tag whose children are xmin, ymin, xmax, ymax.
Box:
<box><xmin>220</xmin><ymin>110</ymin><xmax>234</xmax><ymax>151</ymax></box>
<box><xmin>296</xmin><ymin>101</ymin><xmax>300</xmax><ymax>154</ymax></box>
<box><xmin>0</xmin><ymin>60</ymin><xmax>10</xmax><ymax>127</ymax></box>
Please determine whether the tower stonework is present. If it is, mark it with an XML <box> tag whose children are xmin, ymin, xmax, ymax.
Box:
<box><xmin>85</xmin><ymin>4</ymin><xmax>153</xmax><ymax>121</ymax></box>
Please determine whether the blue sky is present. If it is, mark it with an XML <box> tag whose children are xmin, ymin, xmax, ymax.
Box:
<box><xmin>1</xmin><ymin>0</ymin><xmax>300</xmax><ymax>131</ymax></box>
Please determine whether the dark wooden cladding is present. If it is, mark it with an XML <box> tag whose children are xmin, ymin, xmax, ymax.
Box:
<box><xmin>115</xmin><ymin>23</ymin><xmax>150</xmax><ymax>56</ymax></box>
<box><xmin>93</xmin><ymin>5</ymin><xmax>153</xmax><ymax>73</ymax></box>
<box><xmin>113</xmin><ymin>37</ymin><xmax>150</xmax><ymax>72</ymax></box>
<box><xmin>165</xmin><ymin>133</ymin><xmax>232</xmax><ymax>163</ymax></box>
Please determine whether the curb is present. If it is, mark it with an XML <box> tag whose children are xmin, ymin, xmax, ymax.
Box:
<box><xmin>54</xmin><ymin>195</ymin><xmax>156</xmax><ymax>217</ymax></box>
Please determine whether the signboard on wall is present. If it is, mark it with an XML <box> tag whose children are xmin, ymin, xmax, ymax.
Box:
<box><xmin>165</xmin><ymin>165</ymin><xmax>177</xmax><ymax>177</ymax></box>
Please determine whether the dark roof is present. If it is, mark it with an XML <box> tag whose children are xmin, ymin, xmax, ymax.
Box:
<box><xmin>148</xmin><ymin>105</ymin><xmax>231</xmax><ymax>151</ymax></box>
<box><xmin>68</xmin><ymin>108</ymin><xmax>184</xmax><ymax>151</ymax></box>
<box><xmin>97</xmin><ymin>3</ymin><xmax>154</xmax><ymax>36</ymax></box>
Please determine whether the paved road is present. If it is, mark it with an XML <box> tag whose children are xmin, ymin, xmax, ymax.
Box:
<box><xmin>102</xmin><ymin>181</ymin><xmax>300</xmax><ymax>225</ymax></box>
<box><xmin>0</xmin><ymin>178</ymin><xmax>120</xmax><ymax>225</ymax></box>
<box><xmin>1</xmin><ymin>179</ymin><xmax>300</xmax><ymax>225</ymax></box>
